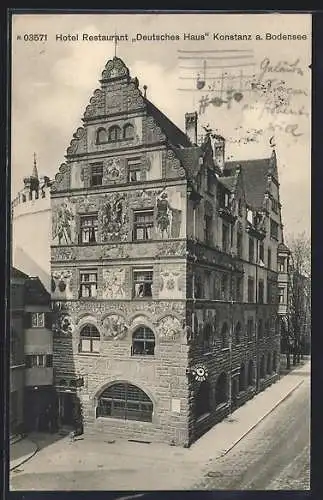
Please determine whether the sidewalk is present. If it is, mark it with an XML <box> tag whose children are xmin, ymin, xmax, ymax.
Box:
<box><xmin>10</xmin><ymin>360</ymin><xmax>310</xmax><ymax>490</ymax></box>
<box><xmin>10</xmin><ymin>436</ymin><xmax>39</xmax><ymax>471</ymax></box>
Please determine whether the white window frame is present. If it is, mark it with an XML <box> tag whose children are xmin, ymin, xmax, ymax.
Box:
<box><xmin>31</xmin><ymin>312</ymin><xmax>45</xmax><ymax>328</ymax></box>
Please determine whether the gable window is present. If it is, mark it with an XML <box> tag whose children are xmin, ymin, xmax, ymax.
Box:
<box><xmin>133</xmin><ymin>269</ymin><xmax>153</xmax><ymax>298</ymax></box>
<box><xmin>131</xmin><ymin>327</ymin><xmax>155</xmax><ymax>356</ymax></box>
<box><xmin>31</xmin><ymin>313</ymin><xmax>45</xmax><ymax>328</ymax></box>
<box><xmin>90</xmin><ymin>164</ymin><xmax>103</xmax><ymax>187</ymax></box>
<box><xmin>79</xmin><ymin>324</ymin><xmax>100</xmax><ymax>353</ymax></box>
<box><xmin>248</xmin><ymin>237</ymin><xmax>254</xmax><ymax>263</ymax></box>
<box><xmin>108</xmin><ymin>125</ymin><xmax>122</xmax><ymax>142</ymax></box>
<box><xmin>79</xmin><ymin>270</ymin><xmax>97</xmax><ymax>298</ymax></box>
<box><xmin>247</xmin><ymin>277</ymin><xmax>254</xmax><ymax>303</ymax></box>
<box><xmin>133</xmin><ymin>210</ymin><xmax>154</xmax><ymax>241</ymax></box>
<box><xmin>80</xmin><ymin>214</ymin><xmax>98</xmax><ymax>244</ymax></box>
<box><xmin>97</xmin><ymin>383</ymin><xmax>153</xmax><ymax>422</ymax></box>
<box><xmin>96</xmin><ymin>128</ymin><xmax>107</xmax><ymax>144</ymax></box>
<box><xmin>123</xmin><ymin>123</ymin><xmax>135</xmax><ymax>140</ymax></box>
<box><xmin>270</xmin><ymin>219</ymin><xmax>279</xmax><ymax>240</ymax></box>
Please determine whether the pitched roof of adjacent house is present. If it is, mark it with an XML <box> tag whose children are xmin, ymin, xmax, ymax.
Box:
<box><xmin>218</xmin><ymin>175</ymin><xmax>236</xmax><ymax>192</ymax></box>
<box><xmin>224</xmin><ymin>158</ymin><xmax>272</xmax><ymax>209</ymax></box>
<box><xmin>145</xmin><ymin>99</ymin><xmax>192</xmax><ymax>148</ymax></box>
<box><xmin>11</xmin><ymin>267</ymin><xmax>29</xmax><ymax>280</ymax></box>
<box><xmin>24</xmin><ymin>277</ymin><xmax>50</xmax><ymax>305</ymax></box>
<box><xmin>173</xmin><ymin>146</ymin><xmax>203</xmax><ymax>179</ymax></box>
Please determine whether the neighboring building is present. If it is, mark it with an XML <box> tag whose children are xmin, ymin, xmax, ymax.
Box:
<box><xmin>10</xmin><ymin>267</ymin><xmax>54</xmax><ymax>434</ymax></box>
<box><xmin>49</xmin><ymin>57</ymin><xmax>284</xmax><ymax>446</ymax></box>
<box><xmin>12</xmin><ymin>154</ymin><xmax>52</xmax><ymax>292</ymax></box>
<box><xmin>10</xmin><ymin>267</ymin><xmax>27</xmax><ymax>436</ymax></box>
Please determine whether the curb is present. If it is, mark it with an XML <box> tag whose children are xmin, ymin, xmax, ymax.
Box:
<box><xmin>218</xmin><ymin>379</ymin><xmax>304</xmax><ymax>459</ymax></box>
<box><xmin>10</xmin><ymin>439</ymin><xmax>40</xmax><ymax>472</ymax></box>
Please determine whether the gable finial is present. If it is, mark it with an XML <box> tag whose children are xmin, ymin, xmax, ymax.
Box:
<box><xmin>114</xmin><ymin>32</ymin><xmax>118</xmax><ymax>58</ymax></box>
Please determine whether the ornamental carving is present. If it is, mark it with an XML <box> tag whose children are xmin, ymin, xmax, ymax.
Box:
<box><xmin>156</xmin><ymin>191</ymin><xmax>182</xmax><ymax>239</ymax></box>
<box><xmin>145</xmin><ymin>116</ymin><xmax>166</xmax><ymax>143</ymax></box>
<box><xmin>51</xmin><ymin>163</ymin><xmax>71</xmax><ymax>192</ymax></box>
<box><xmin>156</xmin><ymin>240</ymin><xmax>186</xmax><ymax>257</ymax></box>
<box><xmin>52</xmin><ymin>200</ymin><xmax>76</xmax><ymax>245</ymax></box>
<box><xmin>101</xmin><ymin>57</ymin><xmax>129</xmax><ymax>81</ymax></box>
<box><xmin>103</xmin><ymin>158</ymin><xmax>127</xmax><ymax>184</ymax></box>
<box><xmin>102</xmin><ymin>268</ymin><xmax>126</xmax><ymax>299</ymax></box>
<box><xmin>159</xmin><ymin>271</ymin><xmax>181</xmax><ymax>299</ymax></box>
<box><xmin>84</xmin><ymin>88</ymin><xmax>105</xmax><ymax>119</ymax></box>
<box><xmin>71</xmin><ymin>195</ymin><xmax>98</xmax><ymax>213</ymax></box>
<box><xmin>100</xmin><ymin>195</ymin><xmax>128</xmax><ymax>242</ymax></box>
<box><xmin>51</xmin><ymin>247</ymin><xmax>75</xmax><ymax>261</ymax></box>
<box><xmin>103</xmin><ymin>314</ymin><xmax>128</xmax><ymax>340</ymax></box>
<box><xmin>53</xmin><ymin>314</ymin><xmax>75</xmax><ymax>337</ymax></box>
<box><xmin>101</xmin><ymin>244</ymin><xmax>127</xmax><ymax>259</ymax></box>
<box><xmin>165</xmin><ymin>149</ymin><xmax>186</xmax><ymax>179</ymax></box>
<box><xmin>66</xmin><ymin>127</ymin><xmax>87</xmax><ymax>155</ymax></box>
<box><xmin>158</xmin><ymin>315</ymin><xmax>182</xmax><ymax>341</ymax></box>
<box><xmin>51</xmin><ymin>270</ymin><xmax>74</xmax><ymax>300</ymax></box>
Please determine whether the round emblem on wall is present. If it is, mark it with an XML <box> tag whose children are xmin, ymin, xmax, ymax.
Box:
<box><xmin>191</xmin><ymin>365</ymin><xmax>209</xmax><ymax>382</ymax></box>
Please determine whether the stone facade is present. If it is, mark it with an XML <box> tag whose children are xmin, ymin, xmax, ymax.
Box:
<box><xmin>50</xmin><ymin>57</ymin><xmax>284</xmax><ymax>446</ymax></box>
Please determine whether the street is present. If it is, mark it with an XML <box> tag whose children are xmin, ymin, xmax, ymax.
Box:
<box><xmin>10</xmin><ymin>363</ymin><xmax>310</xmax><ymax>491</ymax></box>
<box><xmin>195</xmin><ymin>367</ymin><xmax>310</xmax><ymax>490</ymax></box>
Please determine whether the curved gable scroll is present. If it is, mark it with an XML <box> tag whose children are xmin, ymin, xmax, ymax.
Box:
<box><xmin>51</xmin><ymin>163</ymin><xmax>71</xmax><ymax>193</ymax></box>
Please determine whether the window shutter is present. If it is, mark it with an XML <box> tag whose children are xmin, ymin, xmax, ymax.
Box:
<box><xmin>24</xmin><ymin>313</ymin><xmax>32</xmax><ymax>329</ymax></box>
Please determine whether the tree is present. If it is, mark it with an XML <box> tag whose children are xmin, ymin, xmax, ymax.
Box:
<box><xmin>285</xmin><ymin>232</ymin><xmax>311</xmax><ymax>365</ymax></box>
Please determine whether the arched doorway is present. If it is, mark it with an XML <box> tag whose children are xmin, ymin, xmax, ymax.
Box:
<box><xmin>96</xmin><ymin>382</ymin><xmax>153</xmax><ymax>422</ymax></box>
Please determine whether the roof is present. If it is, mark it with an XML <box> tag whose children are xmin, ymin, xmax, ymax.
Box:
<box><xmin>224</xmin><ymin>158</ymin><xmax>271</xmax><ymax>209</ymax></box>
<box><xmin>145</xmin><ymin>99</ymin><xmax>192</xmax><ymax>148</ymax></box>
<box><xmin>278</xmin><ymin>242</ymin><xmax>291</xmax><ymax>253</ymax></box>
<box><xmin>173</xmin><ymin>146</ymin><xmax>203</xmax><ymax>179</ymax></box>
<box><xmin>11</xmin><ymin>267</ymin><xmax>29</xmax><ymax>280</ymax></box>
<box><xmin>218</xmin><ymin>175</ymin><xmax>236</xmax><ymax>192</ymax></box>
<box><xmin>24</xmin><ymin>277</ymin><xmax>50</xmax><ymax>305</ymax></box>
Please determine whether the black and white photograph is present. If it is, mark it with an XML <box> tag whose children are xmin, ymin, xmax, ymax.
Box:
<box><xmin>9</xmin><ymin>11</ymin><xmax>311</xmax><ymax>492</ymax></box>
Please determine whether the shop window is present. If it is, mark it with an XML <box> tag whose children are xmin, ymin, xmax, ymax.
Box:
<box><xmin>79</xmin><ymin>270</ymin><xmax>97</xmax><ymax>298</ymax></box>
<box><xmin>215</xmin><ymin>372</ymin><xmax>228</xmax><ymax>406</ymax></box>
<box><xmin>97</xmin><ymin>382</ymin><xmax>153</xmax><ymax>422</ymax></box>
<box><xmin>79</xmin><ymin>324</ymin><xmax>100</xmax><ymax>353</ymax></box>
<box><xmin>133</xmin><ymin>210</ymin><xmax>154</xmax><ymax>240</ymax></box>
<box><xmin>133</xmin><ymin>269</ymin><xmax>153</xmax><ymax>298</ymax></box>
<box><xmin>80</xmin><ymin>214</ymin><xmax>98</xmax><ymax>244</ymax></box>
<box><xmin>131</xmin><ymin>327</ymin><xmax>155</xmax><ymax>356</ymax></box>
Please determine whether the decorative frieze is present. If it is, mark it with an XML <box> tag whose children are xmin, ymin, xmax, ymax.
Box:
<box><xmin>102</xmin><ymin>268</ymin><xmax>126</xmax><ymax>299</ymax></box>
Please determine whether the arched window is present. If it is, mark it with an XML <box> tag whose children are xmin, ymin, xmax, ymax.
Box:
<box><xmin>239</xmin><ymin>363</ymin><xmax>246</xmax><ymax>392</ymax></box>
<box><xmin>266</xmin><ymin>352</ymin><xmax>272</xmax><ymax>374</ymax></box>
<box><xmin>123</xmin><ymin>123</ymin><xmax>135</xmax><ymax>140</ymax></box>
<box><xmin>221</xmin><ymin>323</ymin><xmax>229</xmax><ymax>349</ymax></box>
<box><xmin>235</xmin><ymin>322</ymin><xmax>242</xmax><ymax>344</ymax></box>
<box><xmin>247</xmin><ymin>360</ymin><xmax>254</xmax><ymax>386</ymax></box>
<box><xmin>131</xmin><ymin>327</ymin><xmax>155</xmax><ymax>356</ymax></box>
<box><xmin>108</xmin><ymin>125</ymin><xmax>122</xmax><ymax>142</ymax></box>
<box><xmin>96</xmin><ymin>127</ymin><xmax>107</xmax><ymax>144</ymax></box>
<box><xmin>273</xmin><ymin>351</ymin><xmax>277</xmax><ymax>372</ymax></box>
<box><xmin>195</xmin><ymin>380</ymin><xmax>211</xmax><ymax>418</ymax></box>
<box><xmin>97</xmin><ymin>382</ymin><xmax>153</xmax><ymax>422</ymax></box>
<box><xmin>79</xmin><ymin>324</ymin><xmax>100</xmax><ymax>353</ymax></box>
<box><xmin>215</xmin><ymin>372</ymin><xmax>228</xmax><ymax>406</ymax></box>
<box><xmin>260</xmin><ymin>355</ymin><xmax>266</xmax><ymax>378</ymax></box>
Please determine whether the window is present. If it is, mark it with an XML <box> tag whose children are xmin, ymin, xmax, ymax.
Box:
<box><xmin>237</xmin><ymin>231</ymin><xmax>243</xmax><ymax>258</ymax></box>
<box><xmin>247</xmin><ymin>318</ymin><xmax>253</xmax><ymax>341</ymax></box>
<box><xmin>131</xmin><ymin>327</ymin><xmax>155</xmax><ymax>356</ymax></box>
<box><xmin>221</xmin><ymin>322</ymin><xmax>229</xmax><ymax>349</ymax></box>
<box><xmin>79</xmin><ymin>324</ymin><xmax>100</xmax><ymax>353</ymax></box>
<box><xmin>46</xmin><ymin>354</ymin><xmax>53</xmax><ymax>367</ymax></box>
<box><xmin>247</xmin><ymin>360</ymin><xmax>254</xmax><ymax>386</ymax></box>
<box><xmin>108</xmin><ymin>125</ymin><xmax>122</xmax><ymax>142</ymax></box>
<box><xmin>260</xmin><ymin>355</ymin><xmax>266</xmax><ymax>378</ymax></box>
<box><xmin>267</xmin><ymin>353</ymin><xmax>272</xmax><ymax>374</ymax></box>
<box><xmin>123</xmin><ymin>123</ymin><xmax>135</xmax><ymax>140</ymax></box>
<box><xmin>215</xmin><ymin>372</ymin><xmax>228</xmax><ymax>406</ymax></box>
<box><xmin>202</xmin><ymin>323</ymin><xmax>212</xmax><ymax>352</ymax></box>
<box><xmin>247</xmin><ymin>277</ymin><xmax>254</xmax><ymax>303</ymax></box>
<box><xmin>128</xmin><ymin>159</ymin><xmax>141</xmax><ymax>182</ymax></box>
<box><xmin>90</xmin><ymin>164</ymin><xmax>103</xmax><ymax>187</ymax></box>
<box><xmin>222</xmin><ymin>223</ymin><xmax>229</xmax><ymax>252</ymax></box>
<box><xmin>248</xmin><ymin>237</ymin><xmax>254</xmax><ymax>263</ymax></box>
<box><xmin>239</xmin><ymin>363</ymin><xmax>246</xmax><ymax>392</ymax></box>
<box><xmin>235</xmin><ymin>322</ymin><xmax>242</xmax><ymax>344</ymax></box>
<box><xmin>271</xmin><ymin>198</ymin><xmax>279</xmax><ymax>213</ymax></box>
<box><xmin>133</xmin><ymin>269</ymin><xmax>153</xmax><ymax>298</ymax></box>
<box><xmin>195</xmin><ymin>381</ymin><xmax>211</xmax><ymax>419</ymax></box>
<box><xmin>96</xmin><ymin>127</ymin><xmax>107</xmax><ymax>144</ymax></box>
<box><xmin>270</xmin><ymin>219</ymin><xmax>279</xmax><ymax>240</ymax></box>
<box><xmin>97</xmin><ymin>383</ymin><xmax>153</xmax><ymax>422</ymax></box>
<box><xmin>259</xmin><ymin>241</ymin><xmax>264</xmax><ymax>263</ymax></box>
<box><xmin>278</xmin><ymin>287</ymin><xmax>285</xmax><ymax>304</ymax></box>
<box><xmin>236</xmin><ymin>276</ymin><xmax>243</xmax><ymax>302</ymax></box>
<box><xmin>80</xmin><ymin>215</ymin><xmax>98</xmax><ymax>244</ymax></box>
<box><xmin>268</xmin><ymin>248</ymin><xmax>272</xmax><ymax>269</ymax></box>
<box><xmin>278</xmin><ymin>256</ymin><xmax>285</xmax><ymax>272</ymax></box>
<box><xmin>258</xmin><ymin>319</ymin><xmax>263</xmax><ymax>339</ymax></box>
<box><xmin>204</xmin><ymin>215</ymin><xmax>213</xmax><ymax>245</ymax></box>
<box><xmin>258</xmin><ymin>280</ymin><xmax>264</xmax><ymax>304</ymax></box>
<box><xmin>79</xmin><ymin>270</ymin><xmax>97</xmax><ymax>298</ymax></box>
<box><xmin>31</xmin><ymin>313</ymin><xmax>45</xmax><ymax>328</ymax></box>
<box><xmin>25</xmin><ymin>354</ymin><xmax>46</xmax><ymax>368</ymax></box>
<box><xmin>133</xmin><ymin>210</ymin><xmax>154</xmax><ymax>241</ymax></box>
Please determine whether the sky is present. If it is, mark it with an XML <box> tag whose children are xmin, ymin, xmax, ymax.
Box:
<box><xmin>11</xmin><ymin>12</ymin><xmax>311</xmax><ymax>238</ymax></box>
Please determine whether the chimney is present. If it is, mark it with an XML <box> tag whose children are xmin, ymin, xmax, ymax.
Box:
<box><xmin>185</xmin><ymin>112</ymin><xmax>198</xmax><ymax>145</ymax></box>
<box><xmin>211</xmin><ymin>134</ymin><xmax>225</xmax><ymax>172</ymax></box>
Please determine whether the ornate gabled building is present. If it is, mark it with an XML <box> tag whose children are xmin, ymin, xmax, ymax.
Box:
<box><xmin>50</xmin><ymin>56</ymin><xmax>284</xmax><ymax>446</ymax></box>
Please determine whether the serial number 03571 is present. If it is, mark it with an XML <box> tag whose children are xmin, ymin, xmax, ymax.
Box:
<box><xmin>22</xmin><ymin>34</ymin><xmax>48</xmax><ymax>41</ymax></box>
